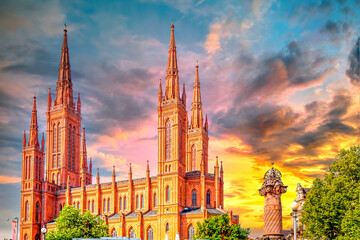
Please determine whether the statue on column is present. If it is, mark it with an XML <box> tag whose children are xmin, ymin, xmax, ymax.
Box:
<box><xmin>259</xmin><ymin>163</ymin><xmax>287</xmax><ymax>240</ymax></box>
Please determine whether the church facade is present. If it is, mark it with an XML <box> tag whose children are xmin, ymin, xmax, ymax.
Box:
<box><xmin>20</xmin><ymin>24</ymin><xmax>238</xmax><ymax>240</ymax></box>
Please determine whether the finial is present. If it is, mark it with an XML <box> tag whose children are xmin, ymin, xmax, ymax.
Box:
<box><xmin>171</xmin><ymin>17</ymin><xmax>174</xmax><ymax>25</ymax></box>
<box><xmin>196</xmin><ymin>59</ymin><xmax>199</xmax><ymax>67</ymax></box>
<box><xmin>64</xmin><ymin>21</ymin><xmax>67</xmax><ymax>30</ymax></box>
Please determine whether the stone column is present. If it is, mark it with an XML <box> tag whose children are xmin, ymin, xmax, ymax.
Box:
<box><xmin>259</xmin><ymin>166</ymin><xmax>287</xmax><ymax>240</ymax></box>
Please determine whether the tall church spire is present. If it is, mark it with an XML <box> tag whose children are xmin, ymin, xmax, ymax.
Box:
<box><xmin>28</xmin><ymin>96</ymin><xmax>39</xmax><ymax>147</ymax></box>
<box><xmin>165</xmin><ymin>24</ymin><xmax>180</xmax><ymax>100</ymax></box>
<box><xmin>55</xmin><ymin>27</ymin><xmax>74</xmax><ymax>106</ymax></box>
<box><xmin>190</xmin><ymin>63</ymin><xmax>203</xmax><ymax>129</ymax></box>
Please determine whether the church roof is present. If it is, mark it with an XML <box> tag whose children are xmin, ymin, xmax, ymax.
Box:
<box><xmin>125</xmin><ymin>212</ymin><xmax>139</xmax><ymax>218</ymax></box>
<box><xmin>143</xmin><ymin>210</ymin><xmax>157</xmax><ymax>217</ymax></box>
<box><xmin>180</xmin><ymin>207</ymin><xmax>225</xmax><ymax>215</ymax></box>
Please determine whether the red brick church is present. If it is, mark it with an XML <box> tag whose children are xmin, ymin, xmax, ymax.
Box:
<box><xmin>20</xmin><ymin>24</ymin><xmax>238</xmax><ymax>240</ymax></box>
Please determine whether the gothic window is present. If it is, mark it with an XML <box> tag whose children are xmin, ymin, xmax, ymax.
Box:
<box><xmin>165</xmin><ymin>119</ymin><xmax>171</xmax><ymax>160</ymax></box>
<box><xmin>191</xmin><ymin>145</ymin><xmax>196</xmax><ymax>171</ymax></box>
<box><xmin>77</xmin><ymin>202</ymin><xmax>80</xmax><ymax>209</ymax></box>
<box><xmin>124</xmin><ymin>197</ymin><xmax>127</xmax><ymax>210</ymax></box>
<box><xmin>141</xmin><ymin>195</ymin><xmax>144</xmax><ymax>209</ymax></box>
<box><xmin>72</xmin><ymin>127</ymin><xmax>75</xmax><ymax>170</ymax></box>
<box><xmin>206</xmin><ymin>190</ymin><xmax>211</xmax><ymax>205</ymax></box>
<box><xmin>28</xmin><ymin>157</ymin><xmax>31</xmax><ymax>180</ymax></box>
<box><xmin>119</xmin><ymin>197</ymin><xmax>122</xmax><ymax>211</ymax></box>
<box><xmin>25</xmin><ymin>201</ymin><xmax>29</xmax><ymax>221</ymax></box>
<box><xmin>52</xmin><ymin>173</ymin><xmax>55</xmax><ymax>184</ymax></box>
<box><xmin>166</xmin><ymin>223</ymin><xmax>169</xmax><ymax>232</ymax></box>
<box><xmin>179</xmin><ymin>124</ymin><xmax>182</xmax><ymax>162</ymax></box>
<box><xmin>53</xmin><ymin>124</ymin><xmax>57</xmax><ymax>153</ymax></box>
<box><xmin>38</xmin><ymin>158</ymin><xmax>41</xmax><ymax>180</ymax></box>
<box><xmin>88</xmin><ymin>200</ymin><xmax>90</xmax><ymax>210</ymax></box>
<box><xmin>192</xmin><ymin>190</ymin><xmax>197</xmax><ymax>206</ymax></box>
<box><xmin>169</xmin><ymin>165</ymin><xmax>171</xmax><ymax>172</ymax></box>
<box><xmin>129</xmin><ymin>227</ymin><xmax>135</xmax><ymax>238</ymax></box>
<box><xmin>166</xmin><ymin>186</ymin><xmax>170</xmax><ymax>202</ymax></box>
<box><xmin>35</xmin><ymin>202</ymin><xmax>40</xmax><ymax>222</ymax></box>
<box><xmin>147</xmin><ymin>226</ymin><xmax>154</xmax><ymax>240</ymax></box>
<box><xmin>25</xmin><ymin>157</ymin><xmax>27</xmax><ymax>180</ymax></box>
<box><xmin>57</xmin><ymin>123</ymin><xmax>61</xmax><ymax>152</ymax></box>
<box><xmin>57</xmin><ymin>173</ymin><xmax>60</xmax><ymax>185</ymax></box>
<box><xmin>108</xmin><ymin>198</ymin><xmax>111</xmax><ymax>212</ymax></box>
<box><xmin>111</xmin><ymin>228</ymin><xmax>117</xmax><ymax>237</ymax></box>
<box><xmin>165</xmin><ymin>165</ymin><xmax>168</xmax><ymax>172</ymax></box>
<box><xmin>35</xmin><ymin>157</ymin><xmax>38</xmax><ymax>180</ymax></box>
<box><xmin>136</xmin><ymin>195</ymin><xmax>139</xmax><ymax>209</ymax></box>
<box><xmin>68</xmin><ymin>125</ymin><xmax>71</xmax><ymax>169</ymax></box>
<box><xmin>154</xmin><ymin>193</ymin><xmax>157</xmax><ymax>208</ymax></box>
<box><xmin>103</xmin><ymin>198</ymin><xmax>106</xmax><ymax>212</ymax></box>
<box><xmin>53</xmin><ymin>155</ymin><xmax>56</xmax><ymax>170</ymax></box>
<box><xmin>24</xmin><ymin>235</ymin><xmax>28</xmax><ymax>240</ymax></box>
<box><xmin>188</xmin><ymin>224</ymin><xmax>195</xmax><ymax>240</ymax></box>
<box><xmin>60</xmin><ymin>204</ymin><xmax>62</xmax><ymax>211</ymax></box>
<box><xmin>92</xmin><ymin>200</ymin><xmax>95</xmax><ymax>213</ymax></box>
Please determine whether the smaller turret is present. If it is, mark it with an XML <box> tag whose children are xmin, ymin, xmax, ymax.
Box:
<box><xmin>96</xmin><ymin>168</ymin><xmax>100</xmax><ymax>186</ymax></box>
<box><xmin>112</xmin><ymin>166</ymin><xmax>116</xmax><ymax>185</ymax></box>
<box><xmin>146</xmin><ymin>160</ymin><xmax>150</xmax><ymax>180</ymax></box>
<box><xmin>204</xmin><ymin>114</ymin><xmax>208</xmax><ymax>132</ymax></box>
<box><xmin>220</xmin><ymin>161</ymin><xmax>223</xmax><ymax>180</ymax></box>
<box><xmin>158</xmin><ymin>79</ymin><xmax>163</xmax><ymax>105</ymax></box>
<box><xmin>23</xmin><ymin>131</ymin><xmax>26</xmax><ymax>148</ymax></box>
<box><xmin>182</xmin><ymin>83</ymin><xmax>186</xmax><ymax>107</ymax></box>
<box><xmin>41</xmin><ymin>132</ymin><xmax>45</xmax><ymax>152</ymax></box>
<box><xmin>129</xmin><ymin>163</ymin><xmax>132</xmax><ymax>181</ymax></box>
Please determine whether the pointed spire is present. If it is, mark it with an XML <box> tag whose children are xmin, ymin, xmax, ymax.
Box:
<box><xmin>146</xmin><ymin>160</ymin><xmax>150</xmax><ymax>180</ymax></box>
<box><xmin>190</xmin><ymin>63</ymin><xmax>203</xmax><ymax>129</ymax></box>
<box><xmin>77</xmin><ymin>93</ymin><xmax>81</xmax><ymax>114</ymax></box>
<box><xmin>89</xmin><ymin>157</ymin><xmax>93</xmax><ymax>174</ymax></box>
<box><xmin>96</xmin><ymin>168</ymin><xmax>100</xmax><ymax>186</ymax></box>
<box><xmin>158</xmin><ymin>79</ymin><xmax>163</xmax><ymax>105</ymax></box>
<box><xmin>204</xmin><ymin>114</ymin><xmax>208</xmax><ymax>132</ymax></box>
<box><xmin>182</xmin><ymin>83</ymin><xmax>186</xmax><ymax>107</ymax></box>
<box><xmin>129</xmin><ymin>163</ymin><xmax>132</xmax><ymax>181</ymax></box>
<box><xmin>23</xmin><ymin>130</ymin><xmax>26</xmax><ymax>148</ymax></box>
<box><xmin>215</xmin><ymin>156</ymin><xmax>219</xmax><ymax>177</ymax></box>
<box><xmin>56</xmin><ymin>27</ymin><xmax>73</xmax><ymax>106</ymax></box>
<box><xmin>41</xmin><ymin>132</ymin><xmax>45</xmax><ymax>152</ymax></box>
<box><xmin>112</xmin><ymin>166</ymin><xmax>116</xmax><ymax>184</ymax></box>
<box><xmin>47</xmin><ymin>88</ymin><xmax>52</xmax><ymax>111</ymax></box>
<box><xmin>29</xmin><ymin>96</ymin><xmax>39</xmax><ymax>147</ymax></box>
<box><xmin>80</xmin><ymin>127</ymin><xmax>87</xmax><ymax>170</ymax></box>
<box><xmin>220</xmin><ymin>160</ymin><xmax>224</xmax><ymax>180</ymax></box>
<box><xmin>165</xmin><ymin>23</ymin><xmax>180</xmax><ymax>100</ymax></box>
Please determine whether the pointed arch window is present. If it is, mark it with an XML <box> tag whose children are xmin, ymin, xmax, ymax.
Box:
<box><xmin>35</xmin><ymin>202</ymin><xmax>40</xmax><ymax>222</ymax></box>
<box><xmin>188</xmin><ymin>224</ymin><xmax>195</xmax><ymax>240</ymax></box>
<box><xmin>179</xmin><ymin>124</ymin><xmax>182</xmax><ymax>162</ymax></box>
<box><xmin>103</xmin><ymin>198</ymin><xmax>106</xmax><ymax>212</ymax></box>
<box><xmin>129</xmin><ymin>227</ymin><xmax>135</xmax><ymax>238</ymax></box>
<box><xmin>166</xmin><ymin>186</ymin><xmax>170</xmax><ymax>202</ymax></box>
<box><xmin>68</xmin><ymin>125</ymin><xmax>71</xmax><ymax>169</ymax></box>
<box><xmin>60</xmin><ymin>204</ymin><xmax>63</xmax><ymax>211</ymax></box>
<box><xmin>108</xmin><ymin>198</ymin><xmax>111</xmax><ymax>212</ymax></box>
<box><xmin>111</xmin><ymin>228</ymin><xmax>117</xmax><ymax>237</ymax></box>
<box><xmin>72</xmin><ymin>127</ymin><xmax>75</xmax><ymax>170</ymax></box>
<box><xmin>147</xmin><ymin>226</ymin><xmax>154</xmax><ymax>240</ymax></box>
<box><xmin>25</xmin><ymin>201</ymin><xmax>29</xmax><ymax>221</ymax></box>
<box><xmin>136</xmin><ymin>195</ymin><xmax>139</xmax><ymax>209</ymax></box>
<box><xmin>57</xmin><ymin>123</ymin><xmax>61</xmax><ymax>152</ymax></box>
<box><xmin>206</xmin><ymin>190</ymin><xmax>211</xmax><ymax>205</ymax></box>
<box><xmin>154</xmin><ymin>193</ymin><xmax>157</xmax><ymax>208</ymax></box>
<box><xmin>165</xmin><ymin>120</ymin><xmax>171</xmax><ymax>160</ymax></box>
<box><xmin>191</xmin><ymin>145</ymin><xmax>196</xmax><ymax>171</ymax></box>
<box><xmin>192</xmin><ymin>190</ymin><xmax>197</xmax><ymax>206</ymax></box>
<box><xmin>124</xmin><ymin>196</ymin><xmax>127</xmax><ymax>210</ymax></box>
<box><xmin>53</xmin><ymin>124</ymin><xmax>57</xmax><ymax>153</ymax></box>
<box><xmin>166</xmin><ymin>223</ymin><xmax>169</xmax><ymax>232</ymax></box>
<box><xmin>38</xmin><ymin>158</ymin><xmax>41</xmax><ymax>181</ymax></box>
<box><xmin>57</xmin><ymin>173</ymin><xmax>60</xmax><ymax>185</ymax></box>
<box><xmin>92</xmin><ymin>200</ymin><xmax>95</xmax><ymax>213</ymax></box>
<box><xmin>141</xmin><ymin>195</ymin><xmax>144</xmax><ymax>209</ymax></box>
<box><xmin>88</xmin><ymin>200</ymin><xmax>91</xmax><ymax>210</ymax></box>
<box><xmin>77</xmin><ymin>202</ymin><xmax>80</xmax><ymax>209</ymax></box>
<box><xmin>35</xmin><ymin>157</ymin><xmax>38</xmax><ymax>180</ymax></box>
<box><xmin>28</xmin><ymin>157</ymin><xmax>31</xmax><ymax>180</ymax></box>
<box><xmin>119</xmin><ymin>197</ymin><xmax>123</xmax><ymax>211</ymax></box>
<box><xmin>24</xmin><ymin>234</ymin><xmax>28</xmax><ymax>240</ymax></box>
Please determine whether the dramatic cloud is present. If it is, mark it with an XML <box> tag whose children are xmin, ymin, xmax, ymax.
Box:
<box><xmin>346</xmin><ymin>38</ymin><xmax>360</xmax><ymax>85</ymax></box>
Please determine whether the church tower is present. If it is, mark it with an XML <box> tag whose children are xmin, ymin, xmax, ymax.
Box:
<box><xmin>157</xmin><ymin>23</ymin><xmax>188</xmax><ymax>240</ymax></box>
<box><xmin>186</xmin><ymin>63</ymin><xmax>209</xmax><ymax>172</ymax></box>
<box><xmin>45</xmin><ymin>27</ymin><xmax>88</xmax><ymax>189</ymax></box>
<box><xmin>20</xmin><ymin>97</ymin><xmax>45</xmax><ymax>240</ymax></box>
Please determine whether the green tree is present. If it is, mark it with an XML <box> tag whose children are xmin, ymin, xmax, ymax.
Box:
<box><xmin>195</xmin><ymin>214</ymin><xmax>250</xmax><ymax>240</ymax></box>
<box><xmin>46</xmin><ymin>205</ymin><xmax>109</xmax><ymax>240</ymax></box>
<box><xmin>301</xmin><ymin>146</ymin><xmax>360</xmax><ymax>239</ymax></box>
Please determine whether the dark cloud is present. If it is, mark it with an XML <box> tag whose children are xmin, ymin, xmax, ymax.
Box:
<box><xmin>234</xmin><ymin>40</ymin><xmax>331</xmax><ymax>104</ymax></box>
<box><xmin>346</xmin><ymin>38</ymin><xmax>360</xmax><ymax>85</ymax></box>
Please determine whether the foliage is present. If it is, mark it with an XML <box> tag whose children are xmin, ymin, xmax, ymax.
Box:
<box><xmin>301</xmin><ymin>146</ymin><xmax>360</xmax><ymax>239</ymax></box>
<box><xmin>195</xmin><ymin>214</ymin><xmax>250</xmax><ymax>240</ymax></box>
<box><xmin>46</xmin><ymin>205</ymin><xmax>109</xmax><ymax>240</ymax></box>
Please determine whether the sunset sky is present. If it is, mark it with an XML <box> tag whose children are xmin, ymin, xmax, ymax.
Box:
<box><xmin>0</xmin><ymin>0</ymin><xmax>360</xmax><ymax>238</ymax></box>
